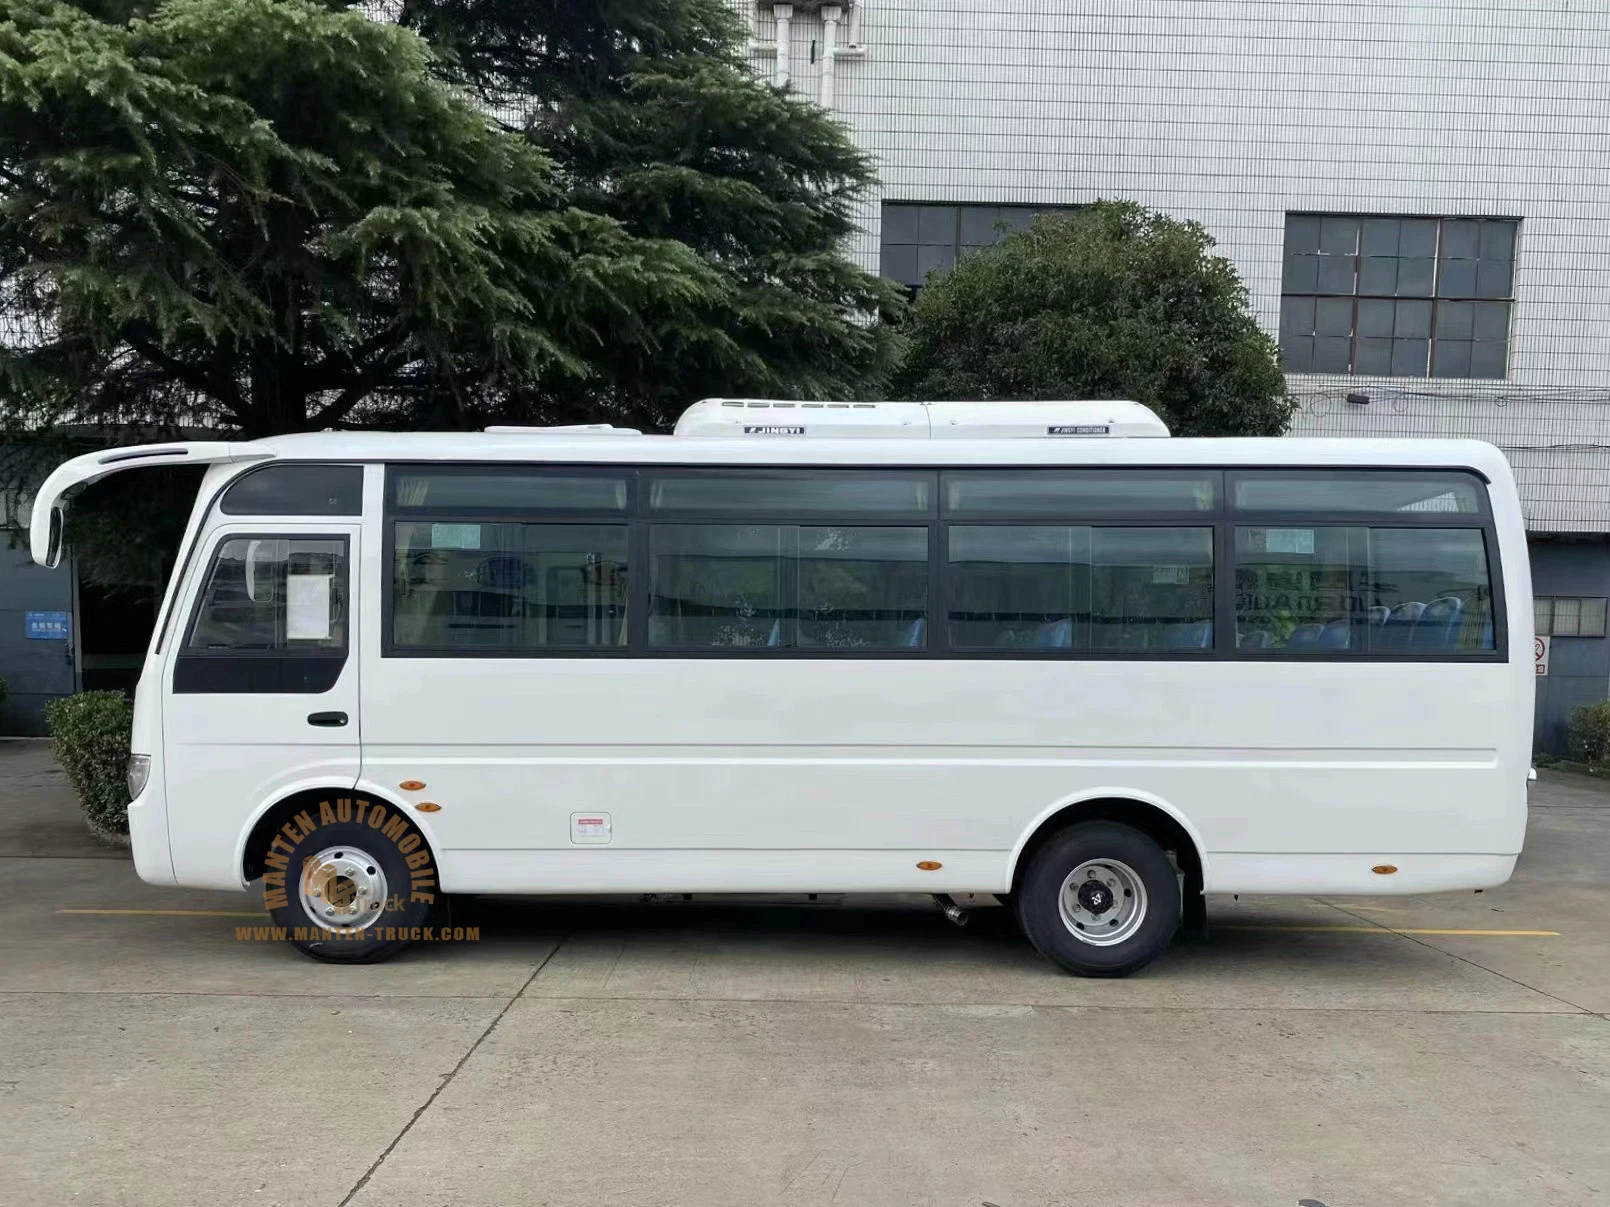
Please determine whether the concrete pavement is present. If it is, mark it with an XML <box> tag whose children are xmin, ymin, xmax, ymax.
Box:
<box><xmin>1</xmin><ymin>739</ymin><xmax>1607</xmax><ymax>1206</ymax></box>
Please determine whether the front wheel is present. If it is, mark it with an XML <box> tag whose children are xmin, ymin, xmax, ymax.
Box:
<box><xmin>261</xmin><ymin>800</ymin><xmax>443</xmax><ymax>963</ymax></box>
<box><xmin>1015</xmin><ymin>821</ymin><xmax>1180</xmax><ymax>977</ymax></box>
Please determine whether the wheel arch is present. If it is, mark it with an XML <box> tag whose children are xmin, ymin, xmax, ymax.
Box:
<box><xmin>238</xmin><ymin>785</ymin><xmax>429</xmax><ymax>884</ymax></box>
<box><xmin>1007</xmin><ymin>789</ymin><xmax>1208</xmax><ymax>900</ymax></box>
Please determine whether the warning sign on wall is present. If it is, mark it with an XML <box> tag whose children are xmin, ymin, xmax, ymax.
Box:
<box><xmin>1535</xmin><ymin>635</ymin><xmax>1550</xmax><ymax>677</ymax></box>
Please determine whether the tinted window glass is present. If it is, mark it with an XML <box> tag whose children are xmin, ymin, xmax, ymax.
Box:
<box><xmin>944</xmin><ymin>470</ymin><xmax>1217</xmax><ymax>516</ymax></box>
<box><xmin>1090</xmin><ymin>528</ymin><xmax>1214</xmax><ymax>650</ymax></box>
<box><xmin>187</xmin><ymin>538</ymin><xmax>347</xmax><ymax>651</ymax></box>
<box><xmin>392</xmin><ymin>470</ymin><xmax>627</xmax><ymax>512</ymax></box>
<box><xmin>1231</xmin><ymin>471</ymin><xmax>1484</xmax><ymax>515</ymax></box>
<box><xmin>648</xmin><ymin>471</ymin><xmax>930</xmax><ymax>517</ymax></box>
<box><xmin>1234</xmin><ymin>526</ymin><xmax>1367</xmax><ymax>651</ymax></box>
<box><xmin>947</xmin><ymin>526</ymin><xmax>1213</xmax><ymax>651</ymax></box>
<box><xmin>221</xmin><ymin>465</ymin><xmax>362</xmax><ymax>515</ymax></box>
<box><xmin>391</xmin><ymin>522</ymin><xmax>627</xmax><ymax>649</ymax></box>
<box><xmin>649</xmin><ymin>525</ymin><xmax>785</xmax><ymax>648</ymax></box>
<box><xmin>798</xmin><ymin>528</ymin><xmax>928</xmax><ymax>649</ymax></box>
<box><xmin>1235</xmin><ymin>526</ymin><xmax>1494</xmax><ymax>652</ymax></box>
<box><xmin>648</xmin><ymin>525</ymin><xmax>929</xmax><ymax>650</ymax></box>
<box><xmin>948</xmin><ymin>526</ymin><xmax>1084</xmax><ymax>648</ymax></box>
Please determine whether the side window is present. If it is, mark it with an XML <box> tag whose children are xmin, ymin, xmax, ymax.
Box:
<box><xmin>944</xmin><ymin>470</ymin><xmax>1218</xmax><ymax>516</ymax></box>
<box><xmin>220</xmin><ymin>465</ymin><xmax>363</xmax><ymax>515</ymax></box>
<box><xmin>187</xmin><ymin>538</ymin><xmax>347</xmax><ymax>652</ymax></box>
<box><xmin>1231</xmin><ymin>470</ymin><xmax>1485</xmax><ymax>516</ymax></box>
<box><xmin>391</xmin><ymin>522</ymin><xmax>628</xmax><ymax>650</ymax></box>
<box><xmin>176</xmin><ymin>536</ymin><xmax>349</xmax><ymax>693</ymax></box>
<box><xmin>1234</xmin><ymin>526</ymin><xmax>1495</xmax><ymax>653</ymax></box>
<box><xmin>647</xmin><ymin>525</ymin><xmax>930</xmax><ymax>650</ymax></box>
<box><xmin>946</xmin><ymin>526</ymin><xmax>1214</xmax><ymax>652</ymax></box>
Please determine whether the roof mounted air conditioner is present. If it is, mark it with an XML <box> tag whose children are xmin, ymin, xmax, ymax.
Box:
<box><xmin>673</xmin><ymin>399</ymin><xmax>1170</xmax><ymax>439</ymax></box>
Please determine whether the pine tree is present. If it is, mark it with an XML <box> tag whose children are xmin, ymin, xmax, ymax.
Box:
<box><xmin>0</xmin><ymin>0</ymin><xmax>720</xmax><ymax>445</ymax></box>
<box><xmin>398</xmin><ymin>0</ymin><xmax>905</xmax><ymax>427</ymax></box>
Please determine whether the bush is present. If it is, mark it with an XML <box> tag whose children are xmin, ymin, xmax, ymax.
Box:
<box><xmin>1567</xmin><ymin>700</ymin><xmax>1610</xmax><ymax>764</ymax></box>
<box><xmin>892</xmin><ymin>200</ymin><xmax>1294</xmax><ymax>437</ymax></box>
<box><xmin>46</xmin><ymin>691</ymin><xmax>133</xmax><ymax>837</ymax></box>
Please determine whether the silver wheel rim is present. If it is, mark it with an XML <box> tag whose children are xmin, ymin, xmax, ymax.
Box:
<box><xmin>1058</xmin><ymin>858</ymin><xmax>1148</xmax><ymax>946</ymax></box>
<box><xmin>298</xmin><ymin>845</ymin><xmax>388</xmax><ymax>934</ymax></box>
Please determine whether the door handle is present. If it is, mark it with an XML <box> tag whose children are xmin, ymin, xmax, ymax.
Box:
<box><xmin>307</xmin><ymin>711</ymin><xmax>348</xmax><ymax>727</ymax></box>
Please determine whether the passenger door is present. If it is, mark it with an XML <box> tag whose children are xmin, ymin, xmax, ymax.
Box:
<box><xmin>163</xmin><ymin>525</ymin><xmax>360</xmax><ymax>886</ymax></box>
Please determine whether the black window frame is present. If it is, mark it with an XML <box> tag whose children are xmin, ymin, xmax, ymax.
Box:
<box><xmin>1279</xmin><ymin>213</ymin><xmax>1518</xmax><ymax>380</ymax></box>
<box><xmin>173</xmin><ymin>531</ymin><xmax>351</xmax><ymax>694</ymax></box>
<box><xmin>378</xmin><ymin>462</ymin><xmax>1507</xmax><ymax>664</ymax></box>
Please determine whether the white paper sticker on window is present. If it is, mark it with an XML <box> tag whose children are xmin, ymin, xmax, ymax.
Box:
<box><xmin>286</xmin><ymin>573</ymin><xmax>333</xmax><ymax>640</ymax></box>
<box><xmin>1264</xmin><ymin>528</ymin><xmax>1316</xmax><ymax>555</ymax></box>
<box><xmin>1151</xmin><ymin>565</ymin><xmax>1191</xmax><ymax>585</ymax></box>
<box><xmin>430</xmin><ymin>523</ymin><xmax>482</xmax><ymax>550</ymax></box>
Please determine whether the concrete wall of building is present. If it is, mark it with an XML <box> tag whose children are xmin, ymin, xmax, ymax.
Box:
<box><xmin>0</xmin><ymin>536</ymin><xmax>76</xmax><ymax>735</ymax></box>
<box><xmin>1529</xmin><ymin>535</ymin><xmax>1610</xmax><ymax>754</ymax></box>
<box><xmin>741</xmin><ymin>0</ymin><xmax>1610</xmax><ymax>531</ymax></box>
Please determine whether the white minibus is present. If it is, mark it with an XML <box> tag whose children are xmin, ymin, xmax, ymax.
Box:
<box><xmin>31</xmin><ymin>399</ymin><xmax>1533</xmax><ymax>975</ymax></box>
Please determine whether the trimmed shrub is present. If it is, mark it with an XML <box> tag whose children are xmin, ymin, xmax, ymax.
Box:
<box><xmin>1567</xmin><ymin>699</ymin><xmax>1610</xmax><ymax>764</ymax></box>
<box><xmin>46</xmin><ymin>691</ymin><xmax>133</xmax><ymax>837</ymax></box>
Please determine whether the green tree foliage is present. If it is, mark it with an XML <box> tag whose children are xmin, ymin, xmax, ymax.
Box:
<box><xmin>893</xmin><ymin>201</ymin><xmax>1294</xmax><ymax>437</ymax></box>
<box><xmin>0</xmin><ymin>0</ymin><xmax>725</xmax><ymax>445</ymax></box>
<box><xmin>397</xmin><ymin>0</ymin><xmax>905</xmax><ymax>426</ymax></box>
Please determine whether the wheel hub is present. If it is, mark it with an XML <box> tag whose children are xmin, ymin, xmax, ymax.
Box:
<box><xmin>1057</xmin><ymin>858</ymin><xmax>1149</xmax><ymax>947</ymax></box>
<box><xmin>298</xmin><ymin>845</ymin><xmax>388</xmax><ymax>934</ymax></box>
<box><xmin>1076</xmin><ymin>879</ymin><xmax>1114</xmax><ymax>915</ymax></box>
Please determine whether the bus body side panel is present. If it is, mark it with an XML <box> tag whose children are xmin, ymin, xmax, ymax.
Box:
<box><xmin>361</xmin><ymin>655</ymin><xmax>1522</xmax><ymax>897</ymax></box>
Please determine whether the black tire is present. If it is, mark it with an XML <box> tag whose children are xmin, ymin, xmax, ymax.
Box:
<box><xmin>1015</xmin><ymin>821</ymin><xmax>1180</xmax><ymax>977</ymax></box>
<box><xmin>258</xmin><ymin>797</ymin><xmax>444</xmax><ymax>964</ymax></box>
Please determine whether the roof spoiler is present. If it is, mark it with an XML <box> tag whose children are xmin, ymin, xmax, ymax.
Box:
<box><xmin>28</xmin><ymin>442</ymin><xmax>265</xmax><ymax>568</ymax></box>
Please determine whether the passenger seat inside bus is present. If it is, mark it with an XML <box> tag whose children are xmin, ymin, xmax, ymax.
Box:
<box><xmin>1236</xmin><ymin>596</ymin><xmax>1484</xmax><ymax>652</ymax></box>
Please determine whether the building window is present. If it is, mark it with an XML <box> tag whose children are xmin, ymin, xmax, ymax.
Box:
<box><xmin>880</xmin><ymin>203</ymin><xmax>1080</xmax><ymax>294</ymax></box>
<box><xmin>1535</xmin><ymin>597</ymin><xmax>1609</xmax><ymax>638</ymax></box>
<box><xmin>1279</xmin><ymin>215</ymin><xmax>1516</xmax><ymax>379</ymax></box>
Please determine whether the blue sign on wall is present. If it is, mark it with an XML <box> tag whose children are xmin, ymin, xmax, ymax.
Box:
<box><xmin>25</xmin><ymin>611</ymin><xmax>70</xmax><ymax>640</ymax></box>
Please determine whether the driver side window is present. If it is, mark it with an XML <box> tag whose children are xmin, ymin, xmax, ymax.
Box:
<box><xmin>176</xmin><ymin>535</ymin><xmax>349</xmax><ymax>693</ymax></box>
<box><xmin>187</xmin><ymin>537</ymin><xmax>347</xmax><ymax>652</ymax></box>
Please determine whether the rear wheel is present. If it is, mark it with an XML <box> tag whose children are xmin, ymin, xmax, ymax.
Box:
<box><xmin>1015</xmin><ymin>821</ymin><xmax>1180</xmax><ymax>977</ymax></box>
<box><xmin>259</xmin><ymin>800</ymin><xmax>442</xmax><ymax>963</ymax></box>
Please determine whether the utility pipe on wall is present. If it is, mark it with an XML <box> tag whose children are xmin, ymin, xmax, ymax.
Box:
<box><xmin>820</xmin><ymin>5</ymin><xmax>842</xmax><ymax>109</ymax></box>
<box><xmin>772</xmin><ymin>4</ymin><xmax>793</xmax><ymax>88</ymax></box>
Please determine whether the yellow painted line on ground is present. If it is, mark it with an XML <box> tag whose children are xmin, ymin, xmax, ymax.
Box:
<box><xmin>1223</xmin><ymin>925</ymin><xmax>1560</xmax><ymax>937</ymax></box>
<box><xmin>57</xmin><ymin>908</ymin><xmax>267</xmax><ymax>919</ymax></box>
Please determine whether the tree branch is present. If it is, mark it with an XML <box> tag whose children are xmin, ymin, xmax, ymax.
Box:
<box><xmin>121</xmin><ymin>321</ymin><xmax>244</xmax><ymax>417</ymax></box>
<box><xmin>306</xmin><ymin>350</ymin><xmax>413</xmax><ymax>429</ymax></box>
<box><xmin>301</xmin><ymin>320</ymin><xmax>409</xmax><ymax>391</ymax></box>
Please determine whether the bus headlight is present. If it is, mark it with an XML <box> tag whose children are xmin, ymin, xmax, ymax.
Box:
<box><xmin>126</xmin><ymin>754</ymin><xmax>151</xmax><ymax>799</ymax></box>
